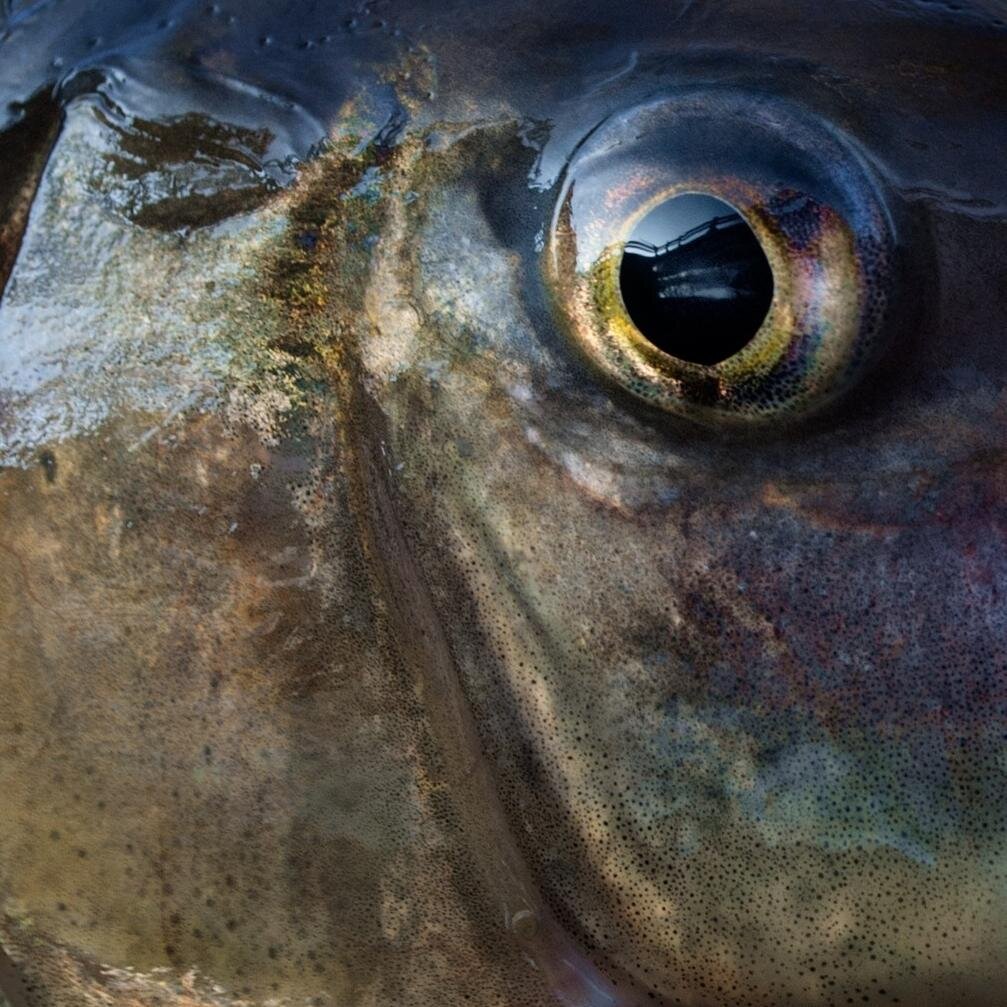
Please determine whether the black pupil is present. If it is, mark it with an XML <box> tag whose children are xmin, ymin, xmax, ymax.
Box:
<box><xmin>619</xmin><ymin>193</ymin><xmax>774</xmax><ymax>366</ymax></box>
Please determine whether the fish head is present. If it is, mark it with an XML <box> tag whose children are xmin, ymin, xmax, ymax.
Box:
<box><xmin>0</xmin><ymin>1</ymin><xmax>1004</xmax><ymax>1005</ymax></box>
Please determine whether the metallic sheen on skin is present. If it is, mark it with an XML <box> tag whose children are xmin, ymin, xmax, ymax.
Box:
<box><xmin>0</xmin><ymin>2</ymin><xmax>1004</xmax><ymax>1005</ymax></box>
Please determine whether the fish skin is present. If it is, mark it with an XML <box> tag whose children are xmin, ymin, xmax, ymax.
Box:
<box><xmin>0</xmin><ymin>2</ymin><xmax>1005</xmax><ymax>1005</ymax></box>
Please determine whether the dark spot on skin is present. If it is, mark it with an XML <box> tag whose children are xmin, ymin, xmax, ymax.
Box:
<box><xmin>296</xmin><ymin>229</ymin><xmax>319</xmax><ymax>251</ymax></box>
<box><xmin>38</xmin><ymin>451</ymin><xmax>57</xmax><ymax>484</ymax></box>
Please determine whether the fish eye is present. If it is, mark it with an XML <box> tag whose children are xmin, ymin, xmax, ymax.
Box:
<box><xmin>618</xmin><ymin>192</ymin><xmax>775</xmax><ymax>365</ymax></box>
<box><xmin>547</xmin><ymin>88</ymin><xmax>899</xmax><ymax>425</ymax></box>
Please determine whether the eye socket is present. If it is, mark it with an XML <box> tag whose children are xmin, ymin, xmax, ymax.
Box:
<box><xmin>547</xmin><ymin>89</ymin><xmax>898</xmax><ymax>425</ymax></box>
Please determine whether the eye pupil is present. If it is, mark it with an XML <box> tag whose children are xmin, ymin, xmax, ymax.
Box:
<box><xmin>619</xmin><ymin>193</ymin><xmax>775</xmax><ymax>366</ymax></box>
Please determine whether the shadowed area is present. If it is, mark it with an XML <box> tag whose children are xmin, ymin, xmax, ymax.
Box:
<box><xmin>0</xmin><ymin>89</ymin><xmax>60</xmax><ymax>300</ymax></box>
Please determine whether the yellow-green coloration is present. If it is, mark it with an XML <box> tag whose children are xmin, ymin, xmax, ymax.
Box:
<box><xmin>550</xmin><ymin>163</ymin><xmax>881</xmax><ymax>424</ymax></box>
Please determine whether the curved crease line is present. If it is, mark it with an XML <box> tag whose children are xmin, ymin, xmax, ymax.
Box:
<box><xmin>344</xmin><ymin>372</ymin><xmax>676</xmax><ymax>1007</ymax></box>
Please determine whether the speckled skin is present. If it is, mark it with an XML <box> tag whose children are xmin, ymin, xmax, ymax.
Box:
<box><xmin>0</xmin><ymin>2</ymin><xmax>1005</xmax><ymax>1005</ymax></box>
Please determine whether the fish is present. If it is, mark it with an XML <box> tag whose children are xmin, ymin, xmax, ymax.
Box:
<box><xmin>0</xmin><ymin>1</ymin><xmax>1004</xmax><ymax>1004</ymax></box>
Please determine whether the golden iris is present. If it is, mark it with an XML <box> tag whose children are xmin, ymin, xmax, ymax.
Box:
<box><xmin>547</xmin><ymin>89</ymin><xmax>897</xmax><ymax>424</ymax></box>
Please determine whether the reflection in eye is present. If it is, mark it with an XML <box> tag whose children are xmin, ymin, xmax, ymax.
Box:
<box><xmin>619</xmin><ymin>193</ymin><xmax>775</xmax><ymax>366</ymax></box>
<box><xmin>548</xmin><ymin>89</ymin><xmax>901</xmax><ymax>425</ymax></box>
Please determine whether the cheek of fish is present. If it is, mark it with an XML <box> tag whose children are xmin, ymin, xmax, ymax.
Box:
<box><xmin>355</xmin><ymin>122</ymin><xmax>1007</xmax><ymax>1004</ymax></box>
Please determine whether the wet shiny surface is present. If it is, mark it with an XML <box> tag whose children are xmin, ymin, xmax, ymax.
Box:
<box><xmin>618</xmin><ymin>194</ymin><xmax>775</xmax><ymax>365</ymax></box>
<box><xmin>0</xmin><ymin>2</ymin><xmax>1006</xmax><ymax>1005</ymax></box>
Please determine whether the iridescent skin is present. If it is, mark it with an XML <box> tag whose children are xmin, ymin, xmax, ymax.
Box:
<box><xmin>0</xmin><ymin>2</ymin><xmax>1004</xmax><ymax>1005</ymax></box>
